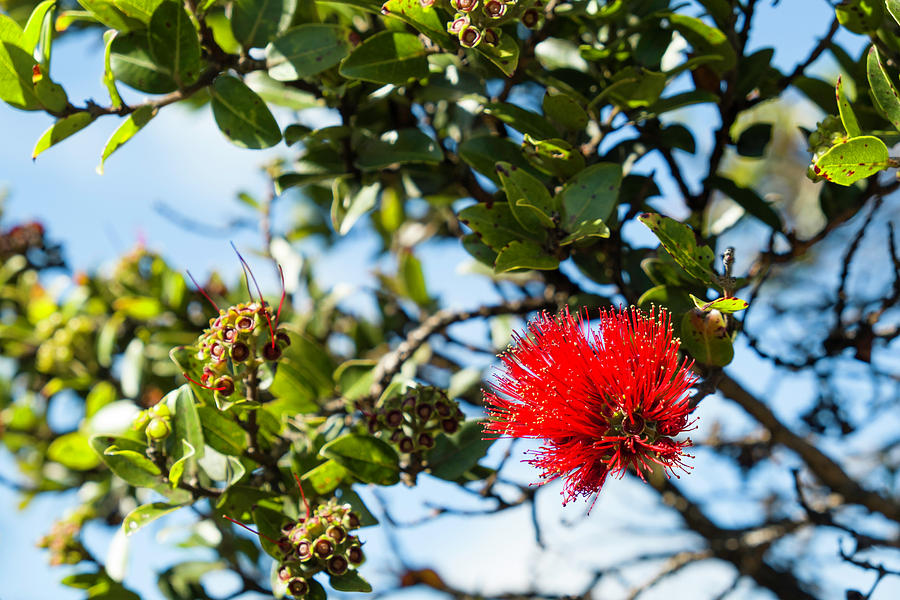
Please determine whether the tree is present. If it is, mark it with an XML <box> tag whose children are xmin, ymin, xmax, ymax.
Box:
<box><xmin>0</xmin><ymin>0</ymin><xmax>899</xmax><ymax>598</ymax></box>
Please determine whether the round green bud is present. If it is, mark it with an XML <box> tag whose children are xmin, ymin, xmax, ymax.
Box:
<box><xmin>146</xmin><ymin>417</ymin><xmax>171</xmax><ymax>441</ymax></box>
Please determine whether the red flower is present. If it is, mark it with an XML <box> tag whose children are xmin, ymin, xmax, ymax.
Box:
<box><xmin>483</xmin><ymin>306</ymin><xmax>697</xmax><ymax>506</ymax></box>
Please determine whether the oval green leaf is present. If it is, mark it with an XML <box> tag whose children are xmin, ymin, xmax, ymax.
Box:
<box><xmin>33</xmin><ymin>113</ymin><xmax>95</xmax><ymax>160</ymax></box>
<box><xmin>98</xmin><ymin>105</ymin><xmax>157</xmax><ymax>174</ymax></box>
<box><xmin>123</xmin><ymin>502</ymin><xmax>183</xmax><ymax>536</ymax></box>
<box><xmin>210</xmin><ymin>75</ymin><xmax>282</xmax><ymax>149</ymax></box>
<box><xmin>319</xmin><ymin>433</ymin><xmax>400</xmax><ymax>485</ymax></box>
<box><xmin>148</xmin><ymin>1</ymin><xmax>203</xmax><ymax>88</ymax></box>
<box><xmin>812</xmin><ymin>135</ymin><xmax>890</xmax><ymax>186</ymax></box>
<box><xmin>339</xmin><ymin>31</ymin><xmax>428</xmax><ymax>85</ymax></box>
<box><xmin>266</xmin><ymin>24</ymin><xmax>351</xmax><ymax>81</ymax></box>
<box><xmin>110</xmin><ymin>31</ymin><xmax>177</xmax><ymax>94</ymax></box>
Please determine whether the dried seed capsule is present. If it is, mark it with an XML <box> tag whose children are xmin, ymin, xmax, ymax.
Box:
<box><xmin>230</xmin><ymin>341</ymin><xmax>250</xmax><ymax>362</ymax></box>
<box><xmin>327</xmin><ymin>554</ymin><xmax>349</xmax><ymax>576</ymax></box>
<box><xmin>347</xmin><ymin>545</ymin><xmax>365</xmax><ymax>565</ymax></box>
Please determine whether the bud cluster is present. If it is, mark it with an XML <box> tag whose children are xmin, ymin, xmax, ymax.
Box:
<box><xmin>37</xmin><ymin>508</ymin><xmax>93</xmax><ymax>566</ymax></box>
<box><xmin>35</xmin><ymin>314</ymin><xmax>99</xmax><ymax>376</ymax></box>
<box><xmin>276</xmin><ymin>499</ymin><xmax>366</xmax><ymax>597</ymax></box>
<box><xmin>367</xmin><ymin>387</ymin><xmax>463</xmax><ymax>455</ymax></box>
<box><xmin>194</xmin><ymin>302</ymin><xmax>291</xmax><ymax>401</ymax></box>
<box><xmin>132</xmin><ymin>401</ymin><xmax>172</xmax><ymax>441</ymax></box>
<box><xmin>0</xmin><ymin>222</ymin><xmax>45</xmax><ymax>259</ymax></box>
<box><xmin>806</xmin><ymin>115</ymin><xmax>846</xmax><ymax>181</ymax></box>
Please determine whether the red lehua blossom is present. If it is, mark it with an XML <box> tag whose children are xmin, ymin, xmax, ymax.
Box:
<box><xmin>483</xmin><ymin>306</ymin><xmax>697</xmax><ymax>506</ymax></box>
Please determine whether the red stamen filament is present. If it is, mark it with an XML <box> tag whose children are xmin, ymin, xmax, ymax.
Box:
<box><xmin>223</xmin><ymin>515</ymin><xmax>279</xmax><ymax>546</ymax></box>
<box><xmin>293</xmin><ymin>473</ymin><xmax>311</xmax><ymax>522</ymax></box>
<box><xmin>186</xmin><ymin>270</ymin><xmax>220</xmax><ymax>312</ymax></box>
<box><xmin>230</xmin><ymin>242</ymin><xmax>277</xmax><ymax>348</ymax></box>
<box><xmin>182</xmin><ymin>372</ymin><xmax>227</xmax><ymax>391</ymax></box>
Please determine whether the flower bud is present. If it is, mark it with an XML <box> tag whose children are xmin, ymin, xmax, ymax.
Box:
<box><xmin>483</xmin><ymin>0</ymin><xmax>506</xmax><ymax>18</ymax></box>
<box><xmin>417</xmin><ymin>432</ymin><xmax>435</xmax><ymax>449</ymax></box>
<box><xmin>326</xmin><ymin>525</ymin><xmax>346</xmax><ymax>543</ymax></box>
<box><xmin>415</xmin><ymin>402</ymin><xmax>433</xmax><ymax>421</ymax></box>
<box><xmin>287</xmin><ymin>577</ymin><xmax>309</xmax><ymax>597</ymax></box>
<box><xmin>459</xmin><ymin>26</ymin><xmax>482</xmax><ymax>48</ymax></box>
<box><xmin>384</xmin><ymin>409</ymin><xmax>404</xmax><ymax>428</ymax></box>
<box><xmin>296</xmin><ymin>540</ymin><xmax>313</xmax><ymax>561</ymax></box>
<box><xmin>236</xmin><ymin>315</ymin><xmax>255</xmax><ymax>331</ymax></box>
<box><xmin>146</xmin><ymin>417</ymin><xmax>171</xmax><ymax>441</ymax></box>
<box><xmin>343</xmin><ymin>512</ymin><xmax>361</xmax><ymax>530</ymax></box>
<box><xmin>150</xmin><ymin>402</ymin><xmax>171</xmax><ymax>418</ymax></box>
<box><xmin>313</xmin><ymin>536</ymin><xmax>334</xmax><ymax>558</ymax></box>
<box><xmin>231</xmin><ymin>341</ymin><xmax>250</xmax><ymax>362</ymax></box>
<box><xmin>347</xmin><ymin>544</ymin><xmax>365</xmax><ymax>565</ymax></box>
<box><xmin>263</xmin><ymin>342</ymin><xmax>283</xmax><ymax>361</ymax></box>
<box><xmin>451</xmin><ymin>0</ymin><xmax>478</xmax><ymax>12</ymax></box>
<box><xmin>276</xmin><ymin>331</ymin><xmax>291</xmax><ymax>347</ymax></box>
<box><xmin>327</xmin><ymin>554</ymin><xmax>349</xmax><ymax>576</ymax></box>
<box><xmin>398</xmin><ymin>436</ymin><xmax>415</xmax><ymax>454</ymax></box>
<box><xmin>215</xmin><ymin>376</ymin><xmax>235</xmax><ymax>397</ymax></box>
<box><xmin>521</xmin><ymin>8</ymin><xmax>540</xmax><ymax>28</ymax></box>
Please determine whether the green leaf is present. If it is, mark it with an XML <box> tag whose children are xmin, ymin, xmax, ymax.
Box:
<box><xmin>542</xmin><ymin>90</ymin><xmax>588</xmax><ymax>131</ymax></box>
<box><xmin>302</xmin><ymin>459</ymin><xmax>348</xmax><ymax>494</ymax></box>
<box><xmin>458</xmin><ymin>135</ymin><xmax>531</xmax><ymax>185</ymax></box>
<box><xmin>252</xmin><ymin>504</ymin><xmax>289</xmax><ymax>558</ymax></box>
<box><xmin>458</xmin><ymin>202</ymin><xmax>536</xmax><ymax>251</ymax></box>
<box><xmin>329</xmin><ymin>572</ymin><xmax>372</xmax><ymax>593</ymax></box>
<box><xmin>522</xmin><ymin>135</ymin><xmax>585</xmax><ymax>178</ymax></box>
<box><xmin>399</xmin><ymin>250</ymin><xmax>430</xmax><ymax>305</ymax></box>
<box><xmin>637</xmin><ymin>285</ymin><xmax>694</xmax><ymax>316</ymax></box>
<box><xmin>320</xmin><ymin>434</ymin><xmax>400</xmax><ymax>485</ymax></box>
<box><xmin>90</xmin><ymin>435</ymin><xmax>163</xmax><ymax>487</ymax></box>
<box><xmin>559</xmin><ymin>219</ymin><xmax>609</xmax><ymax>245</ymax></box>
<box><xmin>332</xmin><ymin>180</ymin><xmax>379</xmax><ymax>235</ymax></box>
<box><xmin>334</xmin><ymin>359</ymin><xmax>377</xmax><ymax>401</ymax></box>
<box><xmin>706</xmin><ymin>175</ymin><xmax>782</xmax><ymax>230</ymax></box>
<box><xmin>889</xmin><ymin>0</ymin><xmax>900</xmax><ymax>26</ymax></box>
<box><xmin>195</xmin><ymin>406</ymin><xmax>248</xmax><ymax>456</ymax></box>
<box><xmin>689</xmin><ymin>294</ymin><xmax>749</xmax><ymax>313</ymax></box>
<box><xmin>266</xmin><ymin>24</ymin><xmax>351</xmax><ymax>81</ymax></box>
<box><xmin>355</xmin><ymin>129</ymin><xmax>443</xmax><ymax>170</ymax></box>
<box><xmin>559</xmin><ymin>163</ymin><xmax>621</xmax><ymax>230</ymax></box>
<box><xmin>606</xmin><ymin>66</ymin><xmax>666</xmax><ymax>109</ymax></box>
<box><xmin>167</xmin><ymin>384</ymin><xmax>204</xmax><ymax>481</ymax></box>
<box><xmin>148</xmin><ymin>1</ymin><xmax>202</xmax><ymax>88</ymax></box>
<box><xmin>835</xmin><ymin>0</ymin><xmax>882</xmax><ymax>34</ymax></box>
<box><xmin>474</xmin><ymin>31</ymin><xmax>519</xmax><ymax>77</ymax></box>
<box><xmin>866</xmin><ymin>47</ymin><xmax>900</xmax><ymax>133</ymax></box>
<box><xmin>231</xmin><ymin>0</ymin><xmax>296</xmax><ymax>49</ymax></box>
<box><xmin>269</xmin><ymin>333</ymin><xmax>335</xmax><ymax>414</ymax></box>
<box><xmin>22</xmin><ymin>0</ymin><xmax>56</xmax><ymax>55</ymax></box>
<box><xmin>668</xmin><ymin>14</ymin><xmax>736</xmax><ymax>74</ymax></box>
<box><xmin>812</xmin><ymin>135</ymin><xmax>891</xmax><ymax>186</ymax></box>
<box><xmin>649</xmin><ymin>89</ymin><xmax>719</xmax><ymax>114</ymax></box>
<box><xmin>112</xmin><ymin>0</ymin><xmax>164</xmax><ymax>23</ymax></box>
<box><xmin>32</xmin><ymin>113</ymin><xmax>95</xmax><ymax>160</ymax></box>
<box><xmin>337</xmin><ymin>485</ymin><xmax>378</xmax><ymax>527</ymax></box>
<box><xmin>210</xmin><ymin>75</ymin><xmax>282</xmax><ymax>149</ymax></box>
<box><xmin>484</xmin><ymin>102</ymin><xmax>559</xmax><ymax>140</ymax></box>
<box><xmin>496</xmin><ymin>162</ymin><xmax>555</xmax><ymax>232</ymax></box>
<box><xmin>33</xmin><ymin>73</ymin><xmax>67</xmax><ymax>112</ymax></box>
<box><xmin>102</xmin><ymin>30</ymin><xmax>124</xmax><ymax>109</ymax></box>
<box><xmin>680</xmin><ymin>308</ymin><xmax>733</xmax><ymax>367</ymax></box>
<box><xmin>0</xmin><ymin>14</ymin><xmax>41</xmax><ymax>110</ymax></box>
<box><xmin>734</xmin><ymin>122</ymin><xmax>772</xmax><ymax>158</ymax></box>
<box><xmin>77</xmin><ymin>0</ymin><xmax>142</xmax><ymax>31</ymax></box>
<box><xmin>48</xmin><ymin>432</ymin><xmax>102</xmax><ymax>470</ymax></box>
<box><xmin>167</xmin><ymin>440</ymin><xmax>195</xmax><ymax>487</ymax></box>
<box><xmin>427</xmin><ymin>420</ymin><xmax>492</xmax><ymax>481</ymax></box>
<box><xmin>123</xmin><ymin>502</ymin><xmax>183</xmax><ymax>536</ymax></box>
<box><xmin>638</xmin><ymin>212</ymin><xmax>715</xmax><ymax>284</ymax></box>
<box><xmin>494</xmin><ymin>240</ymin><xmax>558</xmax><ymax>273</ymax></box>
<box><xmin>97</xmin><ymin>105</ymin><xmax>157</xmax><ymax>174</ymax></box>
<box><xmin>339</xmin><ymin>31</ymin><xmax>428</xmax><ymax>85</ymax></box>
<box><xmin>835</xmin><ymin>75</ymin><xmax>860</xmax><ymax>137</ymax></box>
<box><xmin>109</xmin><ymin>31</ymin><xmax>177</xmax><ymax>94</ymax></box>
<box><xmin>381</xmin><ymin>0</ymin><xmax>450</xmax><ymax>46</ymax></box>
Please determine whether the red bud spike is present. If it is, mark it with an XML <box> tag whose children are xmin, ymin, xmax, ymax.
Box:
<box><xmin>293</xmin><ymin>473</ymin><xmax>311</xmax><ymax>522</ymax></box>
<box><xmin>186</xmin><ymin>270</ymin><xmax>220</xmax><ymax>312</ymax></box>
<box><xmin>182</xmin><ymin>372</ymin><xmax>227</xmax><ymax>391</ymax></box>
<box><xmin>230</xmin><ymin>242</ymin><xmax>277</xmax><ymax>348</ymax></box>
<box><xmin>223</xmin><ymin>515</ymin><xmax>279</xmax><ymax>546</ymax></box>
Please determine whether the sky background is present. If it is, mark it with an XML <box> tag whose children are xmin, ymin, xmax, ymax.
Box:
<box><xmin>1</xmin><ymin>1</ymin><xmax>893</xmax><ymax>599</ymax></box>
